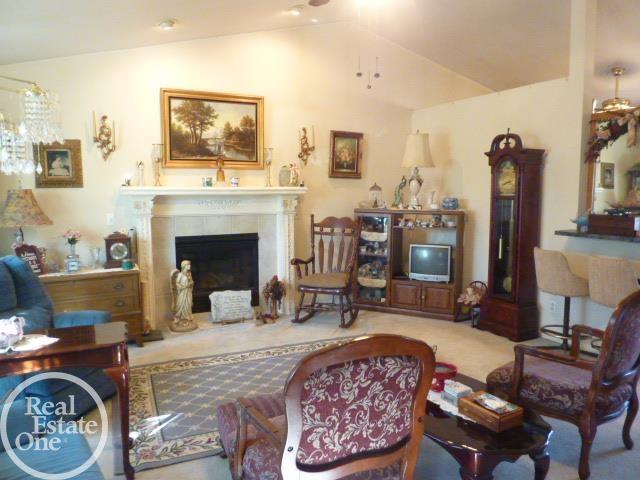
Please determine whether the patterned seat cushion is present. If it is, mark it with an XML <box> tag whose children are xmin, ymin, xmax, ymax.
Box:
<box><xmin>243</xmin><ymin>433</ymin><xmax>401</xmax><ymax>480</ymax></box>
<box><xmin>298</xmin><ymin>272</ymin><xmax>348</xmax><ymax>289</ymax></box>
<box><xmin>487</xmin><ymin>357</ymin><xmax>633</xmax><ymax>418</ymax></box>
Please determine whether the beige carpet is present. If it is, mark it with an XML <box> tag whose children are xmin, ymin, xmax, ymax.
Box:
<box><xmin>91</xmin><ymin>310</ymin><xmax>638</xmax><ymax>479</ymax></box>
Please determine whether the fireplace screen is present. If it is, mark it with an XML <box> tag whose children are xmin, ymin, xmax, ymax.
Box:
<box><xmin>175</xmin><ymin>233</ymin><xmax>259</xmax><ymax>313</ymax></box>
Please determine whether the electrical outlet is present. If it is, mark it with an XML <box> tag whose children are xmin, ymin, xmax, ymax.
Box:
<box><xmin>550</xmin><ymin>301</ymin><xmax>557</xmax><ymax>313</ymax></box>
<box><xmin>106</xmin><ymin>213</ymin><xmax>115</xmax><ymax>226</ymax></box>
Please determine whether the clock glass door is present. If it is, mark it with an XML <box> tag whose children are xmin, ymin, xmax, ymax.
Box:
<box><xmin>492</xmin><ymin>158</ymin><xmax>517</xmax><ymax>298</ymax></box>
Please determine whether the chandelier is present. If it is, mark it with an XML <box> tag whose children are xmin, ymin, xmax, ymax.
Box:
<box><xmin>596</xmin><ymin>66</ymin><xmax>635</xmax><ymax>113</ymax></box>
<box><xmin>0</xmin><ymin>75</ymin><xmax>63</xmax><ymax>175</ymax></box>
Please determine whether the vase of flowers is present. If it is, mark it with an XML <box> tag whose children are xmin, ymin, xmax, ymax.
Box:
<box><xmin>262</xmin><ymin>275</ymin><xmax>286</xmax><ymax>320</ymax></box>
<box><xmin>63</xmin><ymin>229</ymin><xmax>82</xmax><ymax>273</ymax></box>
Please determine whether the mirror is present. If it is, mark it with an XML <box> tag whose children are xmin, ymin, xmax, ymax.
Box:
<box><xmin>586</xmin><ymin>111</ymin><xmax>640</xmax><ymax>213</ymax></box>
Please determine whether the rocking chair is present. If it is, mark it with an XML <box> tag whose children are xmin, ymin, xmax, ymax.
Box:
<box><xmin>290</xmin><ymin>215</ymin><xmax>359</xmax><ymax>328</ymax></box>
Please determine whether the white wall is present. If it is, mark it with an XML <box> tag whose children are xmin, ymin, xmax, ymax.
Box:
<box><xmin>0</xmin><ymin>22</ymin><xmax>489</xmax><ymax>268</ymax></box>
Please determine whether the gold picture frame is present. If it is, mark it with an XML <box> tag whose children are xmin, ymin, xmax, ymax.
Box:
<box><xmin>329</xmin><ymin>130</ymin><xmax>363</xmax><ymax>179</ymax></box>
<box><xmin>161</xmin><ymin>88</ymin><xmax>264</xmax><ymax>169</ymax></box>
<box><xmin>34</xmin><ymin>140</ymin><xmax>83</xmax><ymax>188</ymax></box>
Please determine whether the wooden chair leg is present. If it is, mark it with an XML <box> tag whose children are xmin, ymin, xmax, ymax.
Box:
<box><xmin>338</xmin><ymin>295</ymin><xmax>346</xmax><ymax>327</ymax></box>
<box><xmin>339</xmin><ymin>295</ymin><xmax>358</xmax><ymax>329</ymax></box>
<box><xmin>292</xmin><ymin>292</ymin><xmax>306</xmax><ymax>323</ymax></box>
<box><xmin>624</xmin><ymin>389</ymin><xmax>639</xmax><ymax>450</ymax></box>
<box><xmin>291</xmin><ymin>292</ymin><xmax>317</xmax><ymax>324</ymax></box>
<box><xmin>578</xmin><ymin>421</ymin><xmax>597</xmax><ymax>480</ymax></box>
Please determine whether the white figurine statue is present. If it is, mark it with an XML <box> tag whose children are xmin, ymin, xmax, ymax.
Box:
<box><xmin>170</xmin><ymin>260</ymin><xmax>197</xmax><ymax>332</ymax></box>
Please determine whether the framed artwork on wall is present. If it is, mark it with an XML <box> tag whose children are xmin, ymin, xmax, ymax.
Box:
<box><xmin>329</xmin><ymin>130</ymin><xmax>363</xmax><ymax>179</ymax></box>
<box><xmin>161</xmin><ymin>88</ymin><xmax>264</xmax><ymax>169</ymax></box>
<box><xmin>600</xmin><ymin>162</ymin><xmax>615</xmax><ymax>189</ymax></box>
<box><xmin>34</xmin><ymin>140</ymin><xmax>83</xmax><ymax>188</ymax></box>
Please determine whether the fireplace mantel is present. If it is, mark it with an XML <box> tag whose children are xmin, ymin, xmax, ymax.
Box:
<box><xmin>119</xmin><ymin>185</ymin><xmax>307</xmax><ymax>329</ymax></box>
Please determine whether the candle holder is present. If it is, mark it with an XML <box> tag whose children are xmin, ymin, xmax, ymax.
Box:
<box><xmin>151</xmin><ymin>144</ymin><xmax>163</xmax><ymax>186</ymax></box>
<box><xmin>298</xmin><ymin>126</ymin><xmax>315</xmax><ymax>165</ymax></box>
<box><xmin>92</xmin><ymin>112</ymin><xmax>116</xmax><ymax>161</ymax></box>
<box><xmin>264</xmin><ymin>148</ymin><xmax>274</xmax><ymax>187</ymax></box>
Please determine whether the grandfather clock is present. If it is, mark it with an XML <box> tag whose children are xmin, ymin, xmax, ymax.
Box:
<box><xmin>479</xmin><ymin>132</ymin><xmax>544</xmax><ymax>341</ymax></box>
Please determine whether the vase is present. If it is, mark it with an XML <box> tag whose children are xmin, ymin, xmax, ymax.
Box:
<box><xmin>66</xmin><ymin>243</ymin><xmax>80</xmax><ymax>273</ymax></box>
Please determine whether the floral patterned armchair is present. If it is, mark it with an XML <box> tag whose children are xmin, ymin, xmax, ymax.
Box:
<box><xmin>217</xmin><ymin>334</ymin><xmax>435</xmax><ymax>480</ymax></box>
<box><xmin>487</xmin><ymin>290</ymin><xmax>640</xmax><ymax>480</ymax></box>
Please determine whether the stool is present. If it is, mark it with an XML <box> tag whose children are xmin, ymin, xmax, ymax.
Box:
<box><xmin>588</xmin><ymin>255</ymin><xmax>640</xmax><ymax>350</ymax></box>
<box><xmin>534</xmin><ymin>247</ymin><xmax>589</xmax><ymax>350</ymax></box>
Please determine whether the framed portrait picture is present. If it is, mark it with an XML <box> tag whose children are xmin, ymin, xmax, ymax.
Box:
<box><xmin>34</xmin><ymin>140</ymin><xmax>83</xmax><ymax>188</ymax></box>
<box><xmin>600</xmin><ymin>162</ymin><xmax>615</xmax><ymax>189</ymax></box>
<box><xmin>329</xmin><ymin>130</ymin><xmax>363</xmax><ymax>179</ymax></box>
<box><xmin>161</xmin><ymin>88</ymin><xmax>264</xmax><ymax>169</ymax></box>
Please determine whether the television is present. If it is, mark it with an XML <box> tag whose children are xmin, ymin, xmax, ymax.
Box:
<box><xmin>409</xmin><ymin>244</ymin><xmax>452</xmax><ymax>282</ymax></box>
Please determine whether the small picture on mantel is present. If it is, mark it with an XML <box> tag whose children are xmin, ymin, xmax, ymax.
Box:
<box><xmin>329</xmin><ymin>130</ymin><xmax>363</xmax><ymax>179</ymax></box>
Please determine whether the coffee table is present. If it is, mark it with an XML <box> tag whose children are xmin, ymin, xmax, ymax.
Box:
<box><xmin>0</xmin><ymin>322</ymin><xmax>133</xmax><ymax>479</ymax></box>
<box><xmin>424</xmin><ymin>373</ymin><xmax>552</xmax><ymax>480</ymax></box>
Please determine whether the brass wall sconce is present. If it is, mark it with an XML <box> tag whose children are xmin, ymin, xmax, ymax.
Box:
<box><xmin>298</xmin><ymin>126</ymin><xmax>315</xmax><ymax>165</ymax></box>
<box><xmin>92</xmin><ymin>112</ymin><xmax>116</xmax><ymax>161</ymax></box>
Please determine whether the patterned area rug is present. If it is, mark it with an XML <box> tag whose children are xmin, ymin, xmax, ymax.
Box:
<box><xmin>129</xmin><ymin>337</ymin><xmax>356</xmax><ymax>472</ymax></box>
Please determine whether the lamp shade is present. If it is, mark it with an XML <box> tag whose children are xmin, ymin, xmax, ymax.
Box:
<box><xmin>0</xmin><ymin>189</ymin><xmax>52</xmax><ymax>227</ymax></box>
<box><xmin>401</xmin><ymin>132</ymin><xmax>434</xmax><ymax>168</ymax></box>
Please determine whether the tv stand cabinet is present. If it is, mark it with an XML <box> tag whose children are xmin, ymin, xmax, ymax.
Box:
<box><xmin>354</xmin><ymin>208</ymin><xmax>465</xmax><ymax>321</ymax></box>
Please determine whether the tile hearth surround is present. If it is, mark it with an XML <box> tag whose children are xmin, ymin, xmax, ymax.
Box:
<box><xmin>119</xmin><ymin>187</ymin><xmax>307</xmax><ymax>329</ymax></box>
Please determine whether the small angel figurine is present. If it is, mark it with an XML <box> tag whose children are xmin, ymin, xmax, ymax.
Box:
<box><xmin>169</xmin><ymin>260</ymin><xmax>198</xmax><ymax>332</ymax></box>
<box><xmin>392</xmin><ymin>176</ymin><xmax>407</xmax><ymax>208</ymax></box>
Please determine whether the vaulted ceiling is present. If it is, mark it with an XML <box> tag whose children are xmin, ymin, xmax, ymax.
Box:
<box><xmin>0</xmin><ymin>0</ymin><xmax>637</xmax><ymax>104</ymax></box>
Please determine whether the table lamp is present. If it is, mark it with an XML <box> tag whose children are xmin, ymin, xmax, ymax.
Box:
<box><xmin>0</xmin><ymin>189</ymin><xmax>53</xmax><ymax>244</ymax></box>
<box><xmin>401</xmin><ymin>131</ymin><xmax>434</xmax><ymax>209</ymax></box>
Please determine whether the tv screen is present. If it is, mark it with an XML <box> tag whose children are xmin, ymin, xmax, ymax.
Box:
<box><xmin>409</xmin><ymin>244</ymin><xmax>451</xmax><ymax>282</ymax></box>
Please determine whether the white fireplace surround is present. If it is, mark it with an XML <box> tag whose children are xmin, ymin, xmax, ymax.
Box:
<box><xmin>119</xmin><ymin>186</ymin><xmax>307</xmax><ymax>329</ymax></box>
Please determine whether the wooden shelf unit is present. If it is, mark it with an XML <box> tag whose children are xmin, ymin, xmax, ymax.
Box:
<box><xmin>354</xmin><ymin>208</ymin><xmax>465</xmax><ymax>321</ymax></box>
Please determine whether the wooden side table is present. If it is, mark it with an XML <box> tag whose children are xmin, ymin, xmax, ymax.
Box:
<box><xmin>41</xmin><ymin>267</ymin><xmax>144</xmax><ymax>346</ymax></box>
<box><xmin>0</xmin><ymin>322</ymin><xmax>133</xmax><ymax>479</ymax></box>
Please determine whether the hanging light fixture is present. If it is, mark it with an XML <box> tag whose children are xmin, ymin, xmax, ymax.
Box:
<box><xmin>597</xmin><ymin>66</ymin><xmax>635</xmax><ymax>113</ymax></box>
<box><xmin>0</xmin><ymin>75</ymin><xmax>63</xmax><ymax>176</ymax></box>
<box><xmin>355</xmin><ymin>2</ymin><xmax>382</xmax><ymax>90</ymax></box>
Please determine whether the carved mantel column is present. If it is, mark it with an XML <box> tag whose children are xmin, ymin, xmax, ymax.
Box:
<box><xmin>277</xmin><ymin>196</ymin><xmax>300</xmax><ymax>315</ymax></box>
<box><xmin>132</xmin><ymin>196</ymin><xmax>156</xmax><ymax>329</ymax></box>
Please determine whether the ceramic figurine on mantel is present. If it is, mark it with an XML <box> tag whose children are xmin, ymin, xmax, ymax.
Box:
<box><xmin>392</xmin><ymin>176</ymin><xmax>407</xmax><ymax>209</ymax></box>
<box><xmin>136</xmin><ymin>161</ymin><xmax>145</xmax><ymax>186</ymax></box>
<box><xmin>216</xmin><ymin>158</ymin><xmax>226</xmax><ymax>184</ymax></box>
<box><xmin>264</xmin><ymin>147</ymin><xmax>274</xmax><ymax>187</ymax></box>
<box><xmin>151</xmin><ymin>144</ymin><xmax>163</xmax><ymax>186</ymax></box>
<box><xmin>170</xmin><ymin>260</ymin><xmax>197</xmax><ymax>332</ymax></box>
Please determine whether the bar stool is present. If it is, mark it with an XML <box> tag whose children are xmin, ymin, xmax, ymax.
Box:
<box><xmin>534</xmin><ymin>247</ymin><xmax>589</xmax><ymax>350</ymax></box>
<box><xmin>588</xmin><ymin>255</ymin><xmax>640</xmax><ymax>349</ymax></box>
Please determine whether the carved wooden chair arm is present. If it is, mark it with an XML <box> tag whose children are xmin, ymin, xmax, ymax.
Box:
<box><xmin>234</xmin><ymin>397</ymin><xmax>286</xmax><ymax>479</ymax></box>
<box><xmin>571</xmin><ymin>324</ymin><xmax>605</xmax><ymax>357</ymax></box>
<box><xmin>290</xmin><ymin>256</ymin><xmax>314</xmax><ymax>278</ymax></box>
<box><xmin>511</xmin><ymin>344</ymin><xmax>596</xmax><ymax>400</ymax></box>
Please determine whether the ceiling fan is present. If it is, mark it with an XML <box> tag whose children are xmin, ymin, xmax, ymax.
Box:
<box><xmin>308</xmin><ymin>0</ymin><xmax>330</xmax><ymax>6</ymax></box>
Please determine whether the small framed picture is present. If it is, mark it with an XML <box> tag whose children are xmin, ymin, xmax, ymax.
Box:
<box><xmin>34</xmin><ymin>140</ymin><xmax>83</xmax><ymax>188</ymax></box>
<box><xmin>600</xmin><ymin>162</ymin><xmax>615</xmax><ymax>189</ymax></box>
<box><xmin>329</xmin><ymin>130</ymin><xmax>363</xmax><ymax>179</ymax></box>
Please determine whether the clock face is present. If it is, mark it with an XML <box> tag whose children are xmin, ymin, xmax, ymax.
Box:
<box><xmin>497</xmin><ymin>159</ymin><xmax>516</xmax><ymax>195</ymax></box>
<box><xmin>110</xmin><ymin>242</ymin><xmax>129</xmax><ymax>261</ymax></box>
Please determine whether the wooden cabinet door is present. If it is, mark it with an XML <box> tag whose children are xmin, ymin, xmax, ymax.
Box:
<box><xmin>391</xmin><ymin>280</ymin><xmax>421</xmax><ymax>310</ymax></box>
<box><xmin>422</xmin><ymin>285</ymin><xmax>453</xmax><ymax>312</ymax></box>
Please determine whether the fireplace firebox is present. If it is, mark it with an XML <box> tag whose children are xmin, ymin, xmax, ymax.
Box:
<box><xmin>175</xmin><ymin>233</ymin><xmax>259</xmax><ymax>313</ymax></box>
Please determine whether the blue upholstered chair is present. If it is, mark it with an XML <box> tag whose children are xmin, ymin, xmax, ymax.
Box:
<box><xmin>0</xmin><ymin>255</ymin><xmax>116</xmax><ymax>458</ymax></box>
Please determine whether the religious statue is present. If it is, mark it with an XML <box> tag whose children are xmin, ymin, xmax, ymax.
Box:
<box><xmin>169</xmin><ymin>260</ymin><xmax>198</xmax><ymax>332</ymax></box>
<box><xmin>392</xmin><ymin>176</ymin><xmax>407</xmax><ymax>208</ymax></box>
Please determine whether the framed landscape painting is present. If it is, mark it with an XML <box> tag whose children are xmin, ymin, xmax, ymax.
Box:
<box><xmin>161</xmin><ymin>88</ymin><xmax>264</xmax><ymax>169</ymax></box>
<box><xmin>329</xmin><ymin>130</ymin><xmax>363</xmax><ymax>178</ymax></box>
<box><xmin>34</xmin><ymin>139</ymin><xmax>83</xmax><ymax>188</ymax></box>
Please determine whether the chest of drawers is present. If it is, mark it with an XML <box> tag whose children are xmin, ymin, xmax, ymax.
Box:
<box><xmin>41</xmin><ymin>267</ymin><xmax>144</xmax><ymax>346</ymax></box>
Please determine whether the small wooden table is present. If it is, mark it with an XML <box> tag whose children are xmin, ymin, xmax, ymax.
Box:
<box><xmin>424</xmin><ymin>374</ymin><xmax>552</xmax><ymax>480</ymax></box>
<box><xmin>0</xmin><ymin>322</ymin><xmax>133</xmax><ymax>479</ymax></box>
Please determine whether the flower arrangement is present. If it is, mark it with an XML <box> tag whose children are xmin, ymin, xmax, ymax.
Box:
<box><xmin>63</xmin><ymin>229</ymin><xmax>82</xmax><ymax>245</ymax></box>
<box><xmin>262</xmin><ymin>275</ymin><xmax>286</xmax><ymax>319</ymax></box>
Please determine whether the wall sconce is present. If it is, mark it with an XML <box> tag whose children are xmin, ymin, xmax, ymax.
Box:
<box><xmin>93</xmin><ymin>112</ymin><xmax>116</xmax><ymax>161</ymax></box>
<box><xmin>298</xmin><ymin>126</ymin><xmax>315</xmax><ymax>165</ymax></box>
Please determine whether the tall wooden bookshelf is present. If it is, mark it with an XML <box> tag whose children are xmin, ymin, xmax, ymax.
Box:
<box><xmin>354</xmin><ymin>208</ymin><xmax>465</xmax><ymax>321</ymax></box>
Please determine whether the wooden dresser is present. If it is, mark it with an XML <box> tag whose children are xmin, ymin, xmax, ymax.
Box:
<box><xmin>40</xmin><ymin>267</ymin><xmax>144</xmax><ymax>346</ymax></box>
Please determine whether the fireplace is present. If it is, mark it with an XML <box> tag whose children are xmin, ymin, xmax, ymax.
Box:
<box><xmin>175</xmin><ymin>233</ymin><xmax>259</xmax><ymax>313</ymax></box>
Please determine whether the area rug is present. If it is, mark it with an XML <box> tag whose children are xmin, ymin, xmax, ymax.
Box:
<box><xmin>129</xmin><ymin>337</ymin><xmax>357</xmax><ymax>472</ymax></box>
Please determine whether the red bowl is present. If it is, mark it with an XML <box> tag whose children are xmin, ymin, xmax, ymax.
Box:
<box><xmin>432</xmin><ymin>362</ymin><xmax>458</xmax><ymax>392</ymax></box>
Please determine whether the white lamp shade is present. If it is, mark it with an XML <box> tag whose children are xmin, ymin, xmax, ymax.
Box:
<box><xmin>401</xmin><ymin>132</ymin><xmax>434</xmax><ymax>168</ymax></box>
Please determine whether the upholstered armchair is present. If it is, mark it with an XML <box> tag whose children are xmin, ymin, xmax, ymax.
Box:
<box><xmin>487</xmin><ymin>290</ymin><xmax>640</xmax><ymax>480</ymax></box>
<box><xmin>217</xmin><ymin>334</ymin><xmax>435</xmax><ymax>480</ymax></box>
<box><xmin>290</xmin><ymin>215</ymin><xmax>360</xmax><ymax>328</ymax></box>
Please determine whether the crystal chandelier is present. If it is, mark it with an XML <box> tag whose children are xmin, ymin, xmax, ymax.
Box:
<box><xmin>0</xmin><ymin>75</ymin><xmax>63</xmax><ymax>176</ymax></box>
